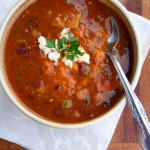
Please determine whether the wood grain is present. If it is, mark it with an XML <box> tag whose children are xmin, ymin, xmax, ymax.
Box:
<box><xmin>0</xmin><ymin>0</ymin><xmax>150</xmax><ymax>150</ymax></box>
<box><xmin>108</xmin><ymin>143</ymin><xmax>142</xmax><ymax>150</ymax></box>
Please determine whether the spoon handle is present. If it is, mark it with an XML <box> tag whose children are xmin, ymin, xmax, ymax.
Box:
<box><xmin>107</xmin><ymin>52</ymin><xmax>150</xmax><ymax>150</ymax></box>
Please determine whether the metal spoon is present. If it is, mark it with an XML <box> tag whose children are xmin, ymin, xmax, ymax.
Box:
<box><xmin>105</xmin><ymin>17</ymin><xmax>150</xmax><ymax>150</ymax></box>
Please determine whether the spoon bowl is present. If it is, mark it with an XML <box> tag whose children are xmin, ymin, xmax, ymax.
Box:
<box><xmin>106</xmin><ymin>17</ymin><xmax>120</xmax><ymax>51</ymax></box>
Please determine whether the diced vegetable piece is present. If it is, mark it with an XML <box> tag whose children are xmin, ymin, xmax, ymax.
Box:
<box><xmin>86</xmin><ymin>68</ymin><xmax>91</xmax><ymax>75</ymax></box>
<box><xmin>76</xmin><ymin>89</ymin><xmax>89</xmax><ymax>101</ymax></box>
<box><xmin>33</xmin><ymin>81</ymin><xmax>46</xmax><ymax>94</ymax></box>
<box><xmin>62</xmin><ymin>100</ymin><xmax>73</xmax><ymax>108</ymax></box>
<box><xmin>44</xmin><ymin>61</ymin><xmax>55</xmax><ymax>77</ymax></box>
<box><xmin>78</xmin><ymin>63</ymin><xmax>91</xmax><ymax>76</ymax></box>
<box><xmin>17</xmin><ymin>39</ymin><xmax>26</xmax><ymax>43</ymax></box>
<box><xmin>94</xmin><ymin>93</ymin><xmax>103</xmax><ymax>106</ymax></box>
<box><xmin>49</xmin><ymin>99</ymin><xmax>54</xmax><ymax>103</ymax></box>
<box><xmin>32</xmin><ymin>29</ymin><xmax>41</xmax><ymax>38</ymax></box>
<box><xmin>50</xmin><ymin>11</ymin><xmax>82</xmax><ymax>29</ymax></box>
<box><xmin>74</xmin><ymin>111</ymin><xmax>80</xmax><ymax>118</ymax></box>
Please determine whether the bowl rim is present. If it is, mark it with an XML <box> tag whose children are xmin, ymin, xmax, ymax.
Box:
<box><xmin>0</xmin><ymin>0</ymin><xmax>142</xmax><ymax>128</ymax></box>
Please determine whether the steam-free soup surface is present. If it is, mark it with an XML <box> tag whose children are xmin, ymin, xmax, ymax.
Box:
<box><xmin>5</xmin><ymin>0</ymin><xmax>133</xmax><ymax>123</ymax></box>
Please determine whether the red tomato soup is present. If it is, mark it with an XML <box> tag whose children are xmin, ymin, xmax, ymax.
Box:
<box><xmin>4</xmin><ymin>0</ymin><xmax>133</xmax><ymax>123</ymax></box>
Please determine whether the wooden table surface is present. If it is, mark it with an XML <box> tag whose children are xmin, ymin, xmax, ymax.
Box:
<box><xmin>0</xmin><ymin>0</ymin><xmax>150</xmax><ymax>149</ymax></box>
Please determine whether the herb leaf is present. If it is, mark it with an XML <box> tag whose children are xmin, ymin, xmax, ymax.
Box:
<box><xmin>65</xmin><ymin>45</ymin><xmax>72</xmax><ymax>53</ymax></box>
<box><xmin>69</xmin><ymin>30</ymin><xmax>72</xmax><ymax>41</ymax></box>
<box><xmin>69</xmin><ymin>30</ymin><xmax>80</xmax><ymax>42</ymax></box>
<box><xmin>59</xmin><ymin>37</ymin><xmax>67</xmax><ymax>45</ymax></box>
<box><xmin>46</xmin><ymin>29</ymin><xmax>84</xmax><ymax>62</ymax></box>
<box><xmin>71</xmin><ymin>37</ymin><xmax>80</xmax><ymax>42</ymax></box>
<box><xmin>66</xmin><ymin>55</ymin><xmax>75</xmax><ymax>61</ymax></box>
<box><xmin>57</xmin><ymin>42</ymin><xmax>63</xmax><ymax>50</ymax></box>
<box><xmin>57</xmin><ymin>37</ymin><xmax>67</xmax><ymax>50</ymax></box>
<box><xmin>65</xmin><ymin>42</ymin><xmax>84</xmax><ymax>61</ymax></box>
<box><xmin>46</xmin><ymin>39</ymin><xmax>56</xmax><ymax>48</ymax></box>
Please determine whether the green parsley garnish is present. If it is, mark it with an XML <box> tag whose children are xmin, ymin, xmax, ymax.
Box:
<box><xmin>57</xmin><ymin>37</ymin><xmax>67</xmax><ymax>50</ymax></box>
<box><xmin>46</xmin><ymin>39</ymin><xmax>56</xmax><ymax>48</ymax></box>
<box><xmin>68</xmin><ymin>30</ymin><xmax>80</xmax><ymax>42</ymax></box>
<box><xmin>65</xmin><ymin>42</ymin><xmax>84</xmax><ymax>61</ymax></box>
<box><xmin>59</xmin><ymin>37</ymin><xmax>67</xmax><ymax>45</ymax></box>
<box><xmin>46</xmin><ymin>30</ymin><xmax>84</xmax><ymax>61</ymax></box>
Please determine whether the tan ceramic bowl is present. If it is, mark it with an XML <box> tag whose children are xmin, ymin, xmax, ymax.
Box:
<box><xmin>0</xmin><ymin>0</ymin><xmax>142</xmax><ymax>128</ymax></box>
